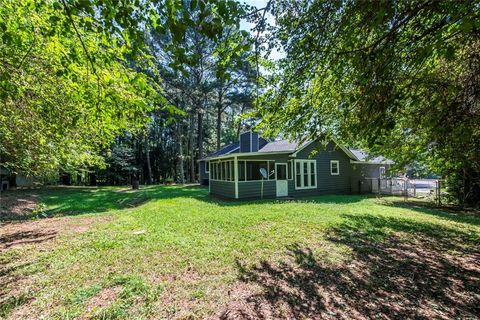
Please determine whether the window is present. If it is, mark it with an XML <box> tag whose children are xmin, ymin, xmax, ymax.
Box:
<box><xmin>295</xmin><ymin>160</ymin><xmax>316</xmax><ymax>189</ymax></box>
<box><xmin>276</xmin><ymin>164</ymin><xmax>287</xmax><ymax>180</ymax></box>
<box><xmin>295</xmin><ymin>162</ymin><xmax>301</xmax><ymax>187</ymax></box>
<box><xmin>246</xmin><ymin>161</ymin><xmax>268</xmax><ymax>181</ymax></box>
<box><xmin>288</xmin><ymin>161</ymin><xmax>293</xmax><ymax>180</ymax></box>
<box><xmin>205</xmin><ymin>161</ymin><xmax>209</xmax><ymax>173</ymax></box>
<box><xmin>226</xmin><ymin>161</ymin><xmax>230</xmax><ymax>181</ymax></box>
<box><xmin>379</xmin><ymin>167</ymin><xmax>386</xmax><ymax>179</ymax></box>
<box><xmin>310</xmin><ymin>162</ymin><xmax>316</xmax><ymax>186</ymax></box>
<box><xmin>330</xmin><ymin>160</ymin><xmax>339</xmax><ymax>175</ymax></box>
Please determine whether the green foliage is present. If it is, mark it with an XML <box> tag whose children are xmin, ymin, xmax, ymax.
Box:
<box><xmin>255</xmin><ymin>0</ymin><xmax>480</xmax><ymax>206</ymax></box>
<box><xmin>0</xmin><ymin>0</ymin><xmax>247</xmax><ymax>180</ymax></box>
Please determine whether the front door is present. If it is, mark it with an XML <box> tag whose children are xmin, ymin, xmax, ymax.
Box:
<box><xmin>276</xmin><ymin>163</ymin><xmax>288</xmax><ymax>197</ymax></box>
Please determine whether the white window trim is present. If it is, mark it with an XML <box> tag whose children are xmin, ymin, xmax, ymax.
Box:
<box><xmin>330</xmin><ymin>160</ymin><xmax>340</xmax><ymax>175</ymax></box>
<box><xmin>294</xmin><ymin>159</ymin><xmax>317</xmax><ymax>190</ymax></box>
<box><xmin>379</xmin><ymin>166</ymin><xmax>386</xmax><ymax>179</ymax></box>
<box><xmin>288</xmin><ymin>160</ymin><xmax>294</xmax><ymax>180</ymax></box>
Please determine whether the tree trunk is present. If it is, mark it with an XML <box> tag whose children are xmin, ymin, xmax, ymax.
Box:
<box><xmin>177</xmin><ymin>122</ymin><xmax>185</xmax><ymax>184</ymax></box>
<box><xmin>189</xmin><ymin>113</ymin><xmax>195</xmax><ymax>183</ymax></box>
<box><xmin>197</xmin><ymin>111</ymin><xmax>204</xmax><ymax>160</ymax></box>
<box><xmin>144</xmin><ymin>134</ymin><xmax>153</xmax><ymax>184</ymax></box>
<box><xmin>216</xmin><ymin>90</ymin><xmax>223</xmax><ymax>150</ymax></box>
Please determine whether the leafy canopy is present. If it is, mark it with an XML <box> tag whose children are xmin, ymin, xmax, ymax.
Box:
<box><xmin>0</xmin><ymin>0</ymin><xmax>244</xmax><ymax>177</ymax></box>
<box><xmin>255</xmin><ymin>0</ymin><xmax>480</xmax><ymax>205</ymax></box>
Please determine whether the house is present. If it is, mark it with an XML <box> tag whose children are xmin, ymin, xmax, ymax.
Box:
<box><xmin>198</xmin><ymin>132</ymin><xmax>393</xmax><ymax>199</ymax></box>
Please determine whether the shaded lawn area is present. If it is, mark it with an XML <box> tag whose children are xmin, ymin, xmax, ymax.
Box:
<box><xmin>1</xmin><ymin>186</ymin><xmax>479</xmax><ymax>319</ymax></box>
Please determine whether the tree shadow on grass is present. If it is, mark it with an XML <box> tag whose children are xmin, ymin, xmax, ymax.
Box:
<box><xmin>224</xmin><ymin>214</ymin><xmax>480</xmax><ymax>319</ymax></box>
<box><xmin>380</xmin><ymin>198</ymin><xmax>480</xmax><ymax>227</ymax></box>
<box><xmin>1</xmin><ymin>185</ymin><xmax>210</xmax><ymax>220</ymax></box>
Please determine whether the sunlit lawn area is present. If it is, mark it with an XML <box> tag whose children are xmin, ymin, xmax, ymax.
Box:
<box><xmin>1</xmin><ymin>185</ymin><xmax>479</xmax><ymax>319</ymax></box>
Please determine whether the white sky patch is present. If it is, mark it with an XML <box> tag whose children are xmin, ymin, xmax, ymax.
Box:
<box><xmin>240</xmin><ymin>0</ymin><xmax>284</xmax><ymax>61</ymax></box>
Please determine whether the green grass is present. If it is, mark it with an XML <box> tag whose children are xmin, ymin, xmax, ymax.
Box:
<box><xmin>1</xmin><ymin>185</ymin><xmax>479</xmax><ymax>319</ymax></box>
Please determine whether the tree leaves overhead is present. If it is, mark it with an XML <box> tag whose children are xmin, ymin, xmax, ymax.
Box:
<box><xmin>0</xmin><ymin>0</ymin><xmax>245</xmax><ymax>177</ymax></box>
<box><xmin>255</xmin><ymin>0</ymin><xmax>480</xmax><ymax>205</ymax></box>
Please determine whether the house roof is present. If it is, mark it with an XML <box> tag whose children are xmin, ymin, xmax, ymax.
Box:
<box><xmin>256</xmin><ymin>139</ymin><xmax>303</xmax><ymax>153</ymax></box>
<box><xmin>203</xmin><ymin>138</ymin><xmax>393</xmax><ymax>164</ymax></box>
<box><xmin>349</xmin><ymin>149</ymin><xmax>394</xmax><ymax>164</ymax></box>
<box><xmin>205</xmin><ymin>142</ymin><xmax>239</xmax><ymax>158</ymax></box>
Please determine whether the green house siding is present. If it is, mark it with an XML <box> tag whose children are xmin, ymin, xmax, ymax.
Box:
<box><xmin>291</xmin><ymin>141</ymin><xmax>352</xmax><ymax>196</ymax></box>
<box><xmin>351</xmin><ymin>163</ymin><xmax>391</xmax><ymax>193</ymax></box>
<box><xmin>205</xmin><ymin>139</ymin><xmax>391</xmax><ymax>199</ymax></box>
<box><xmin>238</xmin><ymin>181</ymin><xmax>276</xmax><ymax>199</ymax></box>
<box><xmin>210</xmin><ymin>180</ymin><xmax>235</xmax><ymax>198</ymax></box>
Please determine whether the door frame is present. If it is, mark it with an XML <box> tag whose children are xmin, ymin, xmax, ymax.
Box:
<box><xmin>275</xmin><ymin>163</ymin><xmax>288</xmax><ymax>197</ymax></box>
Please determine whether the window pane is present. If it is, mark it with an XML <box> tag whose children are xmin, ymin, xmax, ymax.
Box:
<box><xmin>246</xmin><ymin>161</ymin><xmax>268</xmax><ymax>181</ymax></box>
<box><xmin>288</xmin><ymin>162</ymin><xmax>292</xmax><ymax>179</ymax></box>
<box><xmin>239</xmin><ymin>161</ymin><xmax>245</xmax><ymax>181</ymax></box>
<box><xmin>303</xmin><ymin>162</ymin><xmax>308</xmax><ymax>187</ymax></box>
<box><xmin>310</xmin><ymin>162</ymin><xmax>315</xmax><ymax>186</ymax></box>
<box><xmin>277</xmin><ymin>164</ymin><xmax>287</xmax><ymax>180</ymax></box>
<box><xmin>331</xmin><ymin>161</ymin><xmax>339</xmax><ymax>174</ymax></box>
<box><xmin>296</xmin><ymin>162</ymin><xmax>301</xmax><ymax>187</ymax></box>
<box><xmin>226</xmin><ymin>162</ymin><xmax>230</xmax><ymax>180</ymax></box>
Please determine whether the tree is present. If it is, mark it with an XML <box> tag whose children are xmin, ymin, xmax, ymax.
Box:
<box><xmin>255</xmin><ymin>0</ymin><xmax>480</xmax><ymax>206</ymax></box>
<box><xmin>0</xmin><ymin>0</ymin><xmax>247</xmax><ymax>181</ymax></box>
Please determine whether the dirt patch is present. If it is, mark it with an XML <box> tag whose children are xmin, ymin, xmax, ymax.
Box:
<box><xmin>220</xmin><ymin>232</ymin><xmax>480</xmax><ymax>319</ymax></box>
<box><xmin>0</xmin><ymin>216</ymin><xmax>110</xmax><ymax>252</ymax></box>
<box><xmin>0</xmin><ymin>192</ymin><xmax>40</xmax><ymax>220</ymax></box>
<box><xmin>82</xmin><ymin>286</ymin><xmax>122</xmax><ymax>317</ymax></box>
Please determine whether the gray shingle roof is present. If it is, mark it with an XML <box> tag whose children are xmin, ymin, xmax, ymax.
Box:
<box><xmin>257</xmin><ymin>139</ymin><xmax>302</xmax><ymax>152</ymax></box>
<box><xmin>349</xmin><ymin>149</ymin><xmax>394</xmax><ymax>164</ymax></box>
<box><xmin>203</xmin><ymin>138</ymin><xmax>393</xmax><ymax>164</ymax></box>
<box><xmin>206</xmin><ymin>142</ymin><xmax>239</xmax><ymax>157</ymax></box>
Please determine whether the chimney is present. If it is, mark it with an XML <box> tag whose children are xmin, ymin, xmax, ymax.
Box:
<box><xmin>239</xmin><ymin>131</ymin><xmax>259</xmax><ymax>153</ymax></box>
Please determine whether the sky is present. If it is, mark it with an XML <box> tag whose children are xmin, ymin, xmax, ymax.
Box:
<box><xmin>239</xmin><ymin>0</ymin><xmax>284</xmax><ymax>60</ymax></box>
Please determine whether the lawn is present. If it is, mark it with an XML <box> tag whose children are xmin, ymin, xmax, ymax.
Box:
<box><xmin>1</xmin><ymin>186</ymin><xmax>479</xmax><ymax>319</ymax></box>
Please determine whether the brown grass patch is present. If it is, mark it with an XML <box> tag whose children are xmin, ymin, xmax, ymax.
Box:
<box><xmin>81</xmin><ymin>286</ymin><xmax>122</xmax><ymax>318</ymax></box>
<box><xmin>0</xmin><ymin>192</ymin><xmax>40</xmax><ymax>220</ymax></box>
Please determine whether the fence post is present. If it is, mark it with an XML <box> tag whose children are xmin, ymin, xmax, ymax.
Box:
<box><xmin>378</xmin><ymin>178</ymin><xmax>380</xmax><ymax>195</ymax></box>
<box><xmin>413</xmin><ymin>182</ymin><xmax>416</xmax><ymax>197</ymax></box>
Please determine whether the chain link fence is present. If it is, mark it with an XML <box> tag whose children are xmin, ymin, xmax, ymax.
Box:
<box><xmin>368</xmin><ymin>178</ymin><xmax>446</xmax><ymax>204</ymax></box>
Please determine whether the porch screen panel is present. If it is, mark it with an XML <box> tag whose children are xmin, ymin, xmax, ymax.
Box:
<box><xmin>246</xmin><ymin>161</ymin><xmax>268</xmax><ymax>181</ymax></box>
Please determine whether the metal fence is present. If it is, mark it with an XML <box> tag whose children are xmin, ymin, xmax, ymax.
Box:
<box><xmin>369</xmin><ymin>178</ymin><xmax>445</xmax><ymax>204</ymax></box>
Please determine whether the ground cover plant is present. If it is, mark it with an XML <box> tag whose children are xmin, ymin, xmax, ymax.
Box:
<box><xmin>1</xmin><ymin>185</ymin><xmax>479</xmax><ymax>319</ymax></box>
